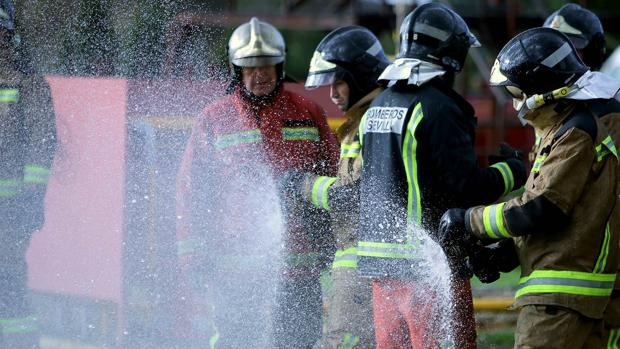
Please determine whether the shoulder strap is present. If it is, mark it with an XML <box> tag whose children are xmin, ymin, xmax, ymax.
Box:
<box><xmin>553</xmin><ymin>102</ymin><xmax>597</xmax><ymax>143</ymax></box>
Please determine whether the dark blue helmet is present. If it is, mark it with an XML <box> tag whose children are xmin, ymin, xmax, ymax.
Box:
<box><xmin>544</xmin><ymin>3</ymin><xmax>606</xmax><ymax>70</ymax></box>
<box><xmin>398</xmin><ymin>3</ymin><xmax>480</xmax><ymax>72</ymax></box>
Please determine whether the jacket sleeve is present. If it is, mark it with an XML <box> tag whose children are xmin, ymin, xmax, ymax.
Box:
<box><xmin>465</xmin><ymin>128</ymin><xmax>593</xmax><ymax>240</ymax></box>
<box><xmin>18</xmin><ymin>75</ymin><xmax>57</xmax><ymax>232</ymax></box>
<box><xmin>309</xmin><ymin>102</ymin><xmax>339</xmax><ymax>176</ymax></box>
<box><xmin>421</xmin><ymin>101</ymin><xmax>514</xmax><ymax>206</ymax></box>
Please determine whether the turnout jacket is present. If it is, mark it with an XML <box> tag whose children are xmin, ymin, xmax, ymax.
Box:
<box><xmin>301</xmin><ymin>88</ymin><xmax>382</xmax><ymax>270</ymax></box>
<box><xmin>0</xmin><ymin>57</ymin><xmax>56</xmax><ymax>233</ymax></box>
<box><xmin>357</xmin><ymin>79</ymin><xmax>517</xmax><ymax>279</ymax></box>
<box><xmin>176</xmin><ymin>86</ymin><xmax>339</xmax><ymax>278</ymax></box>
<box><xmin>466</xmin><ymin>101</ymin><xmax>620</xmax><ymax>319</ymax></box>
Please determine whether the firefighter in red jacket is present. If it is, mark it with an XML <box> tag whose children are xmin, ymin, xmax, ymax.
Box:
<box><xmin>176</xmin><ymin>17</ymin><xmax>339</xmax><ymax>348</ymax></box>
<box><xmin>0</xmin><ymin>1</ymin><xmax>57</xmax><ymax>348</ymax></box>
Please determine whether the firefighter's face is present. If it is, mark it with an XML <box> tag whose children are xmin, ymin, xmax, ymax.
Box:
<box><xmin>330</xmin><ymin>80</ymin><xmax>350</xmax><ymax>111</ymax></box>
<box><xmin>242</xmin><ymin>65</ymin><xmax>278</xmax><ymax>96</ymax></box>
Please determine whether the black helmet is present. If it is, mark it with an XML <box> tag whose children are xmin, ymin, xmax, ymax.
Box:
<box><xmin>490</xmin><ymin>27</ymin><xmax>587</xmax><ymax>97</ymax></box>
<box><xmin>397</xmin><ymin>3</ymin><xmax>480</xmax><ymax>72</ymax></box>
<box><xmin>544</xmin><ymin>3</ymin><xmax>605</xmax><ymax>70</ymax></box>
<box><xmin>0</xmin><ymin>0</ymin><xmax>14</xmax><ymax>32</ymax></box>
<box><xmin>306</xmin><ymin>26</ymin><xmax>390</xmax><ymax>106</ymax></box>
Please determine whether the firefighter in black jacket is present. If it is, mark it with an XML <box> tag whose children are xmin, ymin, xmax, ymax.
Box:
<box><xmin>356</xmin><ymin>3</ymin><xmax>526</xmax><ymax>348</ymax></box>
<box><xmin>0</xmin><ymin>1</ymin><xmax>57</xmax><ymax>348</ymax></box>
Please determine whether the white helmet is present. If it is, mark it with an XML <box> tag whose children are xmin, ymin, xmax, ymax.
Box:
<box><xmin>228</xmin><ymin>17</ymin><xmax>286</xmax><ymax>67</ymax></box>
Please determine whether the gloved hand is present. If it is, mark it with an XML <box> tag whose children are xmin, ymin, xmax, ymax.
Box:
<box><xmin>276</xmin><ymin>170</ymin><xmax>309</xmax><ymax>202</ymax></box>
<box><xmin>489</xmin><ymin>142</ymin><xmax>527</xmax><ymax>191</ymax></box>
<box><xmin>437</xmin><ymin>208</ymin><xmax>475</xmax><ymax>275</ymax></box>
<box><xmin>468</xmin><ymin>239</ymin><xmax>519</xmax><ymax>284</ymax></box>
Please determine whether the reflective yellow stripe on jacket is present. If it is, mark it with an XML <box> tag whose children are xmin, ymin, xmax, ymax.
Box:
<box><xmin>332</xmin><ymin>247</ymin><xmax>358</xmax><ymax>269</ymax></box>
<box><xmin>0</xmin><ymin>316</ymin><xmax>38</xmax><ymax>334</ymax></box>
<box><xmin>490</xmin><ymin>162</ymin><xmax>514</xmax><ymax>196</ymax></box>
<box><xmin>23</xmin><ymin>164</ymin><xmax>51</xmax><ymax>185</ymax></box>
<box><xmin>357</xmin><ymin>241</ymin><xmax>419</xmax><ymax>259</ymax></box>
<box><xmin>215</xmin><ymin>129</ymin><xmax>262</xmax><ymax>150</ymax></box>
<box><xmin>0</xmin><ymin>179</ymin><xmax>20</xmax><ymax>197</ymax></box>
<box><xmin>340</xmin><ymin>141</ymin><xmax>361</xmax><ymax>158</ymax></box>
<box><xmin>516</xmin><ymin>270</ymin><xmax>616</xmax><ymax>298</ymax></box>
<box><xmin>481</xmin><ymin>202</ymin><xmax>511</xmax><ymax>239</ymax></box>
<box><xmin>596</xmin><ymin>135</ymin><xmax>618</xmax><ymax>162</ymax></box>
<box><xmin>0</xmin><ymin>88</ymin><xmax>19</xmax><ymax>103</ymax></box>
<box><xmin>402</xmin><ymin>103</ymin><xmax>424</xmax><ymax>225</ymax></box>
<box><xmin>282</xmin><ymin>127</ymin><xmax>320</xmax><ymax>141</ymax></box>
<box><xmin>311</xmin><ymin>176</ymin><xmax>337</xmax><ymax>211</ymax></box>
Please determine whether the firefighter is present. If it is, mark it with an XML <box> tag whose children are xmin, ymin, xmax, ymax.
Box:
<box><xmin>355</xmin><ymin>3</ymin><xmax>526</xmax><ymax>348</ymax></box>
<box><xmin>0</xmin><ymin>1</ymin><xmax>57</xmax><ymax>348</ymax></box>
<box><xmin>282</xmin><ymin>25</ymin><xmax>391</xmax><ymax>348</ymax></box>
<box><xmin>544</xmin><ymin>3</ymin><xmax>606</xmax><ymax>72</ymax></box>
<box><xmin>175</xmin><ymin>17</ymin><xmax>339</xmax><ymax>348</ymax></box>
<box><xmin>439</xmin><ymin>27</ymin><xmax>620</xmax><ymax>348</ymax></box>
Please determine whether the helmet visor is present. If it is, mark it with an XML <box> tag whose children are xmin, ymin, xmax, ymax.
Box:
<box><xmin>305</xmin><ymin>51</ymin><xmax>338</xmax><ymax>89</ymax></box>
<box><xmin>489</xmin><ymin>59</ymin><xmax>509</xmax><ymax>86</ymax></box>
<box><xmin>305</xmin><ymin>71</ymin><xmax>337</xmax><ymax>89</ymax></box>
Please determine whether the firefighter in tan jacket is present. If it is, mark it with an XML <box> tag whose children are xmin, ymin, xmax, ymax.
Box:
<box><xmin>438</xmin><ymin>28</ymin><xmax>620</xmax><ymax>348</ymax></box>
<box><xmin>279</xmin><ymin>26</ymin><xmax>390</xmax><ymax>348</ymax></box>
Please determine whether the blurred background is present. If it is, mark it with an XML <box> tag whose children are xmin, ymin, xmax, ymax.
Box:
<box><xmin>11</xmin><ymin>0</ymin><xmax>620</xmax><ymax>348</ymax></box>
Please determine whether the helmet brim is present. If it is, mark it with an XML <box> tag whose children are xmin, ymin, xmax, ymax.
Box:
<box><xmin>231</xmin><ymin>55</ymin><xmax>284</xmax><ymax>68</ymax></box>
<box><xmin>305</xmin><ymin>71</ymin><xmax>337</xmax><ymax>89</ymax></box>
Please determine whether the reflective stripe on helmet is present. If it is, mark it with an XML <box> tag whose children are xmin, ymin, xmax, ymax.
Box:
<box><xmin>541</xmin><ymin>42</ymin><xmax>573</xmax><ymax>68</ymax></box>
<box><xmin>516</xmin><ymin>270</ymin><xmax>616</xmax><ymax>298</ymax></box>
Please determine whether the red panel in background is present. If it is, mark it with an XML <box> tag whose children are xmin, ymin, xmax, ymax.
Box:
<box><xmin>27</xmin><ymin>76</ymin><xmax>128</xmax><ymax>303</ymax></box>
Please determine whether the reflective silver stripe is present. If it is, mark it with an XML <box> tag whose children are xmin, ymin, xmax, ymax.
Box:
<box><xmin>366</xmin><ymin>41</ymin><xmax>382</xmax><ymax>56</ymax></box>
<box><xmin>340</xmin><ymin>142</ymin><xmax>361</xmax><ymax>158</ymax></box>
<box><xmin>413</xmin><ymin>22</ymin><xmax>450</xmax><ymax>41</ymax></box>
<box><xmin>541</xmin><ymin>42</ymin><xmax>572</xmax><ymax>68</ymax></box>
<box><xmin>215</xmin><ymin>129</ymin><xmax>262</xmax><ymax>150</ymax></box>
<box><xmin>518</xmin><ymin>276</ymin><xmax>614</xmax><ymax>290</ymax></box>
<box><xmin>332</xmin><ymin>248</ymin><xmax>358</xmax><ymax>269</ymax></box>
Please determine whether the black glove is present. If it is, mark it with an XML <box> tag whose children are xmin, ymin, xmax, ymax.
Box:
<box><xmin>276</xmin><ymin>170</ymin><xmax>308</xmax><ymax>203</ymax></box>
<box><xmin>468</xmin><ymin>239</ymin><xmax>519</xmax><ymax>284</ymax></box>
<box><xmin>489</xmin><ymin>142</ymin><xmax>527</xmax><ymax>191</ymax></box>
<box><xmin>438</xmin><ymin>208</ymin><xmax>474</xmax><ymax>276</ymax></box>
